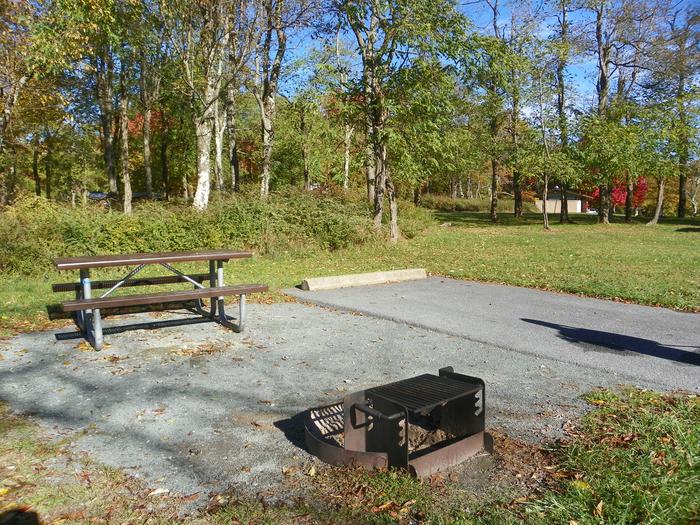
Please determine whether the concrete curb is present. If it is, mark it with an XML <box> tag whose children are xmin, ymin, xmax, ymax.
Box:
<box><xmin>300</xmin><ymin>268</ymin><xmax>427</xmax><ymax>291</ymax></box>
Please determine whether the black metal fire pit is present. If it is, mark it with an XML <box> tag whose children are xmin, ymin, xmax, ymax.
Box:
<box><xmin>304</xmin><ymin>367</ymin><xmax>493</xmax><ymax>477</ymax></box>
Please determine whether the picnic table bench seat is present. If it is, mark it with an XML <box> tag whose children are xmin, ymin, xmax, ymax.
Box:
<box><xmin>60</xmin><ymin>284</ymin><xmax>268</xmax><ymax>312</ymax></box>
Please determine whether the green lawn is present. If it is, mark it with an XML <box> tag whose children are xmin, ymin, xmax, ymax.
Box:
<box><xmin>1</xmin><ymin>212</ymin><xmax>698</xmax><ymax>336</ymax></box>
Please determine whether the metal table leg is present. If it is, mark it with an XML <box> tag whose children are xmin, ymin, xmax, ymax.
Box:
<box><xmin>208</xmin><ymin>260</ymin><xmax>217</xmax><ymax>319</ymax></box>
<box><xmin>214</xmin><ymin>259</ymin><xmax>244</xmax><ymax>333</ymax></box>
<box><xmin>81</xmin><ymin>271</ymin><xmax>103</xmax><ymax>351</ymax></box>
<box><xmin>74</xmin><ymin>269</ymin><xmax>88</xmax><ymax>332</ymax></box>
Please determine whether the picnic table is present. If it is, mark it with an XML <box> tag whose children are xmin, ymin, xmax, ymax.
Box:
<box><xmin>53</xmin><ymin>249</ymin><xmax>268</xmax><ymax>350</ymax></box>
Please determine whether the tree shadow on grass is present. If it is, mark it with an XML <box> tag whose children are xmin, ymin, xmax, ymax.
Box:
<box><xmin>432</xmin><ymin>212</ymin><xmax>557</xmax><ymax>228</ymax></box>
<box><xmin>675</xmin><ymin>227</ymin><xmax>700</xmax><ymax>233</ymax></box>
<box><xmin>522</xmin><ymin>318</ymin><xmax>700</xmax><ymax>366</ymax></box>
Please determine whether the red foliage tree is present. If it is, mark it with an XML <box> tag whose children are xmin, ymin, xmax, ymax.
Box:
<box><xmin>590</xmin><ymin>177</ymin><xmax>648</xmax><ymax>208</ymax></box>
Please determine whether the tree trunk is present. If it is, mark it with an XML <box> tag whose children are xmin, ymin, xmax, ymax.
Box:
<box><xmin>511</xmin><ymin>86</ymin><xmax>522</xmax><ymax>218</ymax></box>
<box><xmin>624</xmin><ymin>175</ymin><xmax>634</xmax><ymax>222</ymax></box>
<box><xmin>365</xmin><ymin>142</ymin><xmax>375</xmax><ymax>204</ymax></box>
<box><xmin>302</xmin><ymin>145</ymin><xmax>310</xmax><ymax>191</ymax></box>
<box><xmin>225</xmin><ymin>85</ymin><xmax>241</xmax><ymax>192</ymax></box>
<box><xmin>372</xmin><ymin>149</ymin><xmax>386</xmax><ymax>230</ymax></box>
<box><xmin>213</xmin><ymin>97</ymin><xmax>225</xmax><ymax>192</ymax></box>
<box><xmin>96</xmin><ymin>52</ymin><xmax>118</xmax><ymax>194</ymax></box>
<box><xmin>300</xmin><ymin>106</ymin><xmax>311</xmax><ymax>191</ymax></box>
<box><xmin>690</xmin><ymin>176</ymin><xmax>699</xmax><ymax>216</ymax></box>
<box><xmin>193</xmin><ymin>117</ymin><xmax>213</xmax><ymax>209</ymax></box>
<box><xmin>597</xmin><ymin>185</ymin><xmax>609</xmax><ymax>224</ymax></box>
<box><xmin>119</xmin><ymin>80</ymin><xmax>132</xmax><ymax>215</ymax></box>
<box><xmin>595</xmin><ymin>5</ymin><xmax>610</xmax><ymax>116</ymax></box>
<box><xmin>678</xmin><ymin>170</ymin><xmax>687</xmax><ymax>218</ymax></box>
<box><xmin>161</xmin><ymin>127</ymin><xmax>169</xmax><ymax>199</ymax></box>
<box><xmin>45</xmin><ymin>136</ymin><xmax>52</xmax><ymax>200</ymax></box>
<box><xmin>647</xmin><ymin>178</ymin><xmax>665</xmax><ymax>225</ymax></box>
<box><xmin>490</xmin><ymin>158</ymin><xmax>498</xmax><ymax>222</ymax></box>
<box><xmin>259</xmin><ymin>94</ymin><xmax>275</xmax><ymax>198</ymax></box>
<box><xmin>387</xmin><ymin>173</ymin><xmax>399</xmax><ymax>242</ymax></box>
<box><xmin>513</xmin><ymin>172</ymin><xmax>522</xmax><ymax>217</ymax></box>
<box><xmin>557</xmin><ymin>0</ymin><xmax>570</xmax><ymax>228</ymax></box>
<box><xmin>143</xmin><ymin>107</ymin><xmax>153</xmax><ymax>196</ymax></box>
<box><xmin>32</xmin><ymin>147</ymin><xmax>40</xmax><ymax>196</ymax></box>
<box><xmin>676</xmin><ymin>27</ymin><xmax>688</xmax><ymax>218</ymax></box>
<box><xmin>343</xmin><ymin>124</ymin><xmax>353</xmax><ymax>190</ymax></box>
<box><xmin>0</xmin><ymin>74</ymin><xmax>29</xmax><ymax>157</ymax></box>
<box><xmin>139</xmin><ymin>53</ymin><xmax>159</xmax><ymax>198</ymax></box>
<box><xmin>542</xmin><ymin>177</ymin><xmax>550</xmax><ymax>230</ymax></box>
<box><xmin>559</xmin><ymin>185</ymin><xmax>570</xmax><ymax>223</ymax></box>
<box><xmin>182</xmin><ymin>174</ymin><xmax>189</xmax><ymax>201</ymax></box>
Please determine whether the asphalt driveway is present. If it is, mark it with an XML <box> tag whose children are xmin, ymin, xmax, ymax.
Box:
<box><xmin>285</xmin><ymin>277</ymin><xmax>700</xmax><ymax>392</ymax></box>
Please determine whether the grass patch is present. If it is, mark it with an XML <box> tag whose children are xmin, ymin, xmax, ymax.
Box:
<box><xmin>509</xmin><ymin>388</ymin><xmax>700</xmax><ymax>525</ymax></box>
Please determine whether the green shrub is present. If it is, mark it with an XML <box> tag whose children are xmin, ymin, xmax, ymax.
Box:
<box><xmin>420</xmin><ymin>194</ymin><xmax>538</xmax><ymax>214</ymax></box>
<box><xmin>0</xmin><ymin>191</ymin><xmax>375</xmax><ymax>274</ymax></box>
<box><xmin>396</xmin><ymin>202</ymin><xmax>435</xmax><ymax>238</ymax></box>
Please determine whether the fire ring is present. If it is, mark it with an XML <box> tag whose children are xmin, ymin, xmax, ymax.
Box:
<box><xmin>304</xmin><ymin>367</ymin><xmax>493</xmax><ymax>478</ymax></box>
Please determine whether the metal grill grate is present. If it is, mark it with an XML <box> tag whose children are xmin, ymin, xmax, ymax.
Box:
<box><xmin>367</xmin><ymin>373</ymin><xmax>480</xmax><ymax>413</ymax></box>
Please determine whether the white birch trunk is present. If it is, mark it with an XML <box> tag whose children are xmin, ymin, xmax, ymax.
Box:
<box><xmin>119</xmin><ymin>87</ymin><xmax>132</xmax><ymax>215</ymax></box>
<box><xmin>143</xmin><ymin>107</ymin><xmax>152</xmax><ymax>196</ymax></box>
<box><xmin>257</xmin><ymin>94</ymin><xmax>275</xmax><ymax>198</ymax></box>
<box><xmin>343</xmin><ymin>124</ymin><xmax>353</xmax><ymax>190</ymax></box>
<box><xmin>214</xmin><ymin>97</ymin><xmax>226</xmax><ymax>191</ymax></box>
<box><xmin>193</xmin><ymin>117</ymin><xmax>213</xmax><ymax>210</ymax></box>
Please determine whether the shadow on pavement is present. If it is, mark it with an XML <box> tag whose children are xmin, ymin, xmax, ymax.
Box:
<box><xmin>522</xmin><ymin>318</ymin><xmax>700</xmax><ymax>366</ymax></box>
<box><xmin>274</xmin><ymin>411</ymin><xmax>307</xmax><ymax>452</ymax></box>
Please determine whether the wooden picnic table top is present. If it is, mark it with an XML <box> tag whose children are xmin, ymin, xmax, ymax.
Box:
<box><xmin>54</xmin><ymin>249</ymin><xmax>252</xmax><ymax>271</ymax></box>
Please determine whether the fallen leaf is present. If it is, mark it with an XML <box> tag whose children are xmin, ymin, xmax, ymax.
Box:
<box><xmin>148</xmin><ymin>488</ymin><xmax>169</xmax><ymax>497</ymax></box>
<box><xmin>181</xmin><ymin>492</ymin><xmax>201</xmax><ymax>503</ymax></box>
<box><xmin>594</xmin><ymin>500</ymin><xmax>604</xmax><ymax>518</ymax></box>
<box><xmin>307</xmin><ymin>466</ymin><xmax>316</xmax><ymax>477</ymax></box>
<box><xmin>75</xmin><ymin>341</ymin><xmax>94</xmax><ymax>352</ymax></box>
<box><xmin>570</xmin><ymin>480</ymin><xmax>591</xmax><ymax>491</ymax></box>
